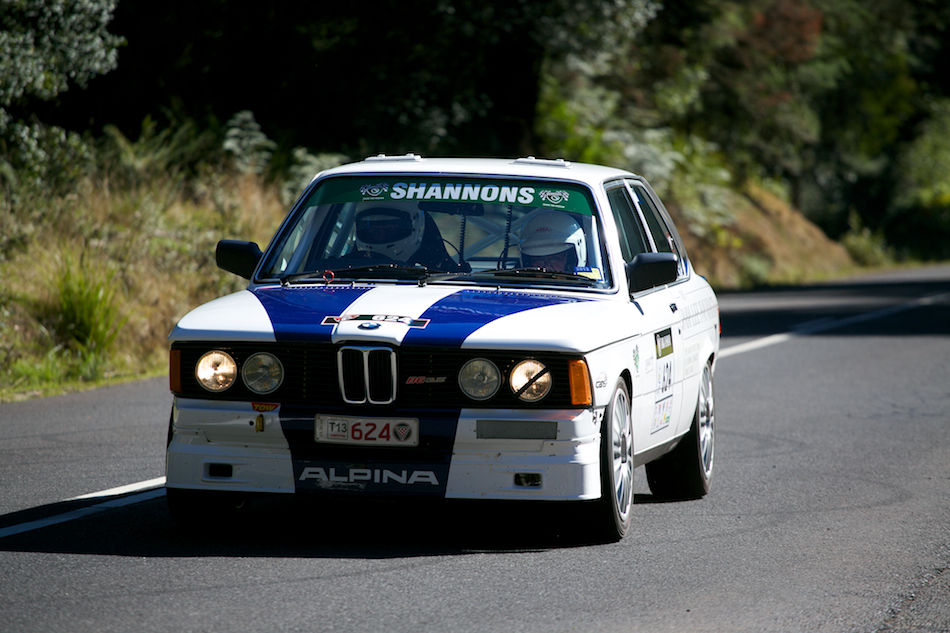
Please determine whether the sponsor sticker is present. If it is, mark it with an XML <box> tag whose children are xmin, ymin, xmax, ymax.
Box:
<box><xmin>573</xmin><ymin>266</ymin><xmax>603</xmax><ymax>281</ymax></box>
<box><xmin>652</xmin><ymin>397</ymin><xmax>673</xmax><ymax>434</ymax></box>
<box><xmin>405</xmin><ymin>376</ymin><xmax>447</xmax><ymax>385</ymax></box>
<box><xmin>393</xmin><ymin>422</ymin><xmax>413</xmax><ymax>442</ymax></box>
<box><xmin>298</xmin><ymin>467</ymin><xmax>438</xmax><ymax>485</ymax></box>
<box><xmin>681</xmin><ymin>296</ymin><xmax>718</xmax><ymax>332</ymax></box>
<box><xmin>652</xmin><ymin>328</ymin><xmax>674</xmax><ymax>434</ymax></box>
<box><xmin>359</xmin><ymin>183</ymin><xmax>389</xmax><ymax>198</ymax></box>
<box><xmin>684</xmin><ymin>342</ymin><xmax>702</xmax><ymax>378</ymax></box>
<box><xmin>655</xmin><ymin>328</ymin><xmax>674</xmax><ymax>359</ymax></box>
<box><xmin>322</xmin><ymin>314</ymin><xmax>430</xmax><ymax>328</ymax></box>
<box><xmin>309</xmin><ymin>177</ymin><xmax>595</xmax><ymax>216</ymax></box>
<box><xmin>538</xmin><ymin>189</ymin><xmax>571</xmax><ymax>205</ymax></box>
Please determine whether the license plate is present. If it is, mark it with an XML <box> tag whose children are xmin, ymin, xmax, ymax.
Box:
<box><xmin>314</xmin><ymin>415</ymin><xmax>419</xmax><ymax>447</ymax></box>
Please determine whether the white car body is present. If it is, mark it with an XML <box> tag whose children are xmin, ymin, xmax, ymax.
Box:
<box><xmin>166</xmin><ymin>155</ymin><xmax>720</xmax><ymax>540</ymax></box>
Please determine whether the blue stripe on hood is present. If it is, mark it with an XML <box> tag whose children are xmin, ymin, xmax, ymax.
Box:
<box><xmin>402</xmin><ymin>288</ymin><xmax>587</xmax><ymax>348</ymax></box>
<box><xmin>253</xmin><ymin>286</ymin><xmax>373</xmax><ymax>342</ymax></box>
<box><xmin>253</xmin><ymin>285</ymin><xmax>586</xmax><ymax>346</ymax></box>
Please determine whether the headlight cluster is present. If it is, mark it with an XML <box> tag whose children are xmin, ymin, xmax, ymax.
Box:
<box><xmin>458</xmin><ymin>358</ymin><xmax>552</xmax><ymax>403</ymax></box>
<box><xmin>195</xmin><ymin>351</ymin><xmax>283</xmax><ymax>394</ymax></box>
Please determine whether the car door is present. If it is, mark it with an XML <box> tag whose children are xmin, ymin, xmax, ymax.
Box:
<box><xmin>627</xmin><ymin>181</ymin><xmax>698</xmax><ymax>432</ymax></box>
<box><xmin>605</xmin><ymin>180</ymin><xmax>682</xmax><ymax>454</ymax></box>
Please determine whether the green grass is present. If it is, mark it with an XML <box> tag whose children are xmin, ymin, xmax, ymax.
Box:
<box><xmin>0</xmin><ymin>172</ymin><xmax>287</xmax><ymax>402</ymax></box>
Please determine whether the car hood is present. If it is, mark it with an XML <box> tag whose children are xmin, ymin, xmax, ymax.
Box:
<box><xmin>169</xmin><ymin>285</ymin><xmax>640</xmax><ymax>353</ymax></box>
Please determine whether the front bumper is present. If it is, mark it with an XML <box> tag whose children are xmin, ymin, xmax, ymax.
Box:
<box><xmin>166</xmin><ymin>398</ymin><xmax>603</xmax><ymax>501</ymax></box>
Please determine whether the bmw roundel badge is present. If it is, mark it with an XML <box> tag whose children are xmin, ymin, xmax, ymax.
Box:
<box><xmin>358</xmin><ymin>322</ymin><xmax>382</xmax><ymax>330</ymax></box>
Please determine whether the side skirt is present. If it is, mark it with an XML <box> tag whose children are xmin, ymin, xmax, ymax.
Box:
<box><xmin>633</xmin><ymin>434</ymin><xmax>685</xmax><ymax>468</ymax></box>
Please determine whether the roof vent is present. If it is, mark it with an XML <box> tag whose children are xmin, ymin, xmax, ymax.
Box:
<box><xmin>513</xmin><ymin>156</ymin><xmax>573</xmax><ymax>168</ymax></box>
<box><xmin>363</xmin><ymin>153</ymin><xmax>424</xmax><ymax>163</ymax></box>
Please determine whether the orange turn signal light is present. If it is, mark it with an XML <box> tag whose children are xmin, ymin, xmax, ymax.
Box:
<box><xmin>568</xmin><ymin>359</ymin><xmax>592</xmax><ymax>406</ymax></box>
<box><xmin>169</xmin><ymin>349</ymin><xmax>182</xmax><ymax>393</ymax></box>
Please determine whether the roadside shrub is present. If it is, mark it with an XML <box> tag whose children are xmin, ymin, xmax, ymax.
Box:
<box><xmin>737</xmin><ymin>253</ymin><xmax>773</xmax><ymax>288</ymax></box>
<box><xmin>49</xmin><ymin>253</ymin><xmax>128</xmax><ymax>373</ymax></box>
<box><xmin>280</xmin><ymin>148</ymin><xmax>350</xmax><ymax>205</ymax></box>
<box><xmin>841</xmin><ymin>211</ymin><xmax>894</xmax><ymax>267</ymax></box>
<box><xmin>224</xmin><ymin>111</ymin><xmax>276</xmax><ymax>176</ymax></box>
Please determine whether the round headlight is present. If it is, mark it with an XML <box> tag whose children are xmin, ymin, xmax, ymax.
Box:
<box><xmin>196</xmin><ymin>351</ymin><xmax>237</xmax><ymax>392</ymax></box>
<box><xmin>242</xmin><ymin>352</ymin><xmax>284</xmax><ymax>394</ymax></box>
<box><xmin>458</xmin><ymin>358</ymin><xmax>501</xmax><ymax>401</ymax></box>
<box><xmin>510</xmin><ymin>359</ymin><xmax>552</xmax><ymax>402</ymax></box>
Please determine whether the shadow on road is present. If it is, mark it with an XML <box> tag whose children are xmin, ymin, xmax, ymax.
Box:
<box><xmin>718</xmin><ymin>274</ymin><xmax>950</xmax><ymax>339</ymax></box>
<box><xmin>0</xmin><ymin>491</ymin><xmax>674</xmax><ymax>557</ymax></box>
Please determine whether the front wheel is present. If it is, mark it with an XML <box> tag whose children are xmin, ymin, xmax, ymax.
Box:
<box><xmin>646</xmin><ymin>359</ymin><xmax>715</xmax><ymax>500</ymax></box>
<box><xmin>595</xmin><ymin>379</ymin><xmax>634</xmax><ymax>541</ymax></box>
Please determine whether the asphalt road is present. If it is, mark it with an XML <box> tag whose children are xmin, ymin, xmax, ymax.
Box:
<box><xmin>1</xmin><ymin>265</ymin><xmax>949</xmax><ymax>633</ymax></box>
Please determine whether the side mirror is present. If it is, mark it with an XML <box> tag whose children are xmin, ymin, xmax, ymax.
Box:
<box><xmin>625</xmin><ymin>252</ymin><xmax>678</xmax><ymax>294</ymax></box>
<box><xmin>216</xmin><ymin>240</ymin><xmax>263</xmax><ymax>280</ymax></box>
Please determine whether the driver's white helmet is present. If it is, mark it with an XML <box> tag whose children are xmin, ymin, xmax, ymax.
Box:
<box><xmin>519</xmin><ymin>211</ymin><xmax>587</xmax><ymax>268</ymax></box>
<box><xmin>355</xmin><ymin>204</ymin><xmax>425</xmax><ymax>260</ymax></box>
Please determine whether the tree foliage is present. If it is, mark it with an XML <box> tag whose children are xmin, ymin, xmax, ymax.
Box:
<box><xmin>5</xmin><ymin>0</ymin><xmax>950</xmax><ymax>258</ymax></box>
<box><xmin>1</xmin><ymin>0</ymin><xmax>122</xmax><ymax>192</ymax></box>
<box><xmin>21</xmin><ymin>0</ymin><xmax>656</xmax><ymax>158</ymax></box>
<box><xmin>537</xmin><ymin>0</ymin><xmax>950</xmax><ymax>258</ymax></box>
<box><xmin>0</xmin><ymin>0</ymin><xmax>122</xmax><ymax>106</ymax></box>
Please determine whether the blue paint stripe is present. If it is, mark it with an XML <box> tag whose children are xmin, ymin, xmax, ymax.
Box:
<box><xmin>253</xmin><ymin>286</ymin><xmax>373</xmax><ymax>342</ymax></box>
<box><xmin>254</xmin><ymin>286</ymin><xmax>587</xmax><ymax>347</ymax></box>
<box><xmin>402</xmin><ymin>288</ymin><xmax>588</xmax><ymax>348</ymax></box>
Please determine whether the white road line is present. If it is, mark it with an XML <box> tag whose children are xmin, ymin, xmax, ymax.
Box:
<box><xmin>720</xmin><ymin>291</ymin><xmax>948</xmax><ymax>359</ymax></box>
<box><xmin>69</xmin><ymin>476</ymin><xmax>167</xmax><ymax>500</ymax></box>
<box><xmin>0</xmin><ymin>482</ymin><xmax>166</xmax><ymax>540</ymax></box>
<box><xmin>719</xmin><ymin>332</ymin><xmax>793</xmax><ymax>358</ymax></box>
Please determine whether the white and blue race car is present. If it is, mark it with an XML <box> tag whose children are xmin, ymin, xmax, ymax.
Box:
<box><xmin>166</xmin><ymin>155</ymin><xmax>719</xmax><ymax>541</ymax></box>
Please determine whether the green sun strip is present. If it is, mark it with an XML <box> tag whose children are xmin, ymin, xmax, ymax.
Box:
<box><xmin>309</xmin><ymin>177</ymin><xmax>594</xmax><ymax>216</ymax></box>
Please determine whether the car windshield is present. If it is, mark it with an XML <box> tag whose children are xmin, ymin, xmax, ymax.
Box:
<box><xmin>258</xmin><ymin>176</ymin><xmax>611</xmax><ymax>288</ymax></box>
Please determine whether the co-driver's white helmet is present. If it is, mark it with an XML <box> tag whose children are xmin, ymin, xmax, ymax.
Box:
<box><xmin>519</xmin><ymin>210</ymin><xmax>587</xmax><ymax>268</ymax></box>
<box><xmin>355</xmin><ymin>204</ymin><xmax>425</xmax><ymax>261</ymax></box>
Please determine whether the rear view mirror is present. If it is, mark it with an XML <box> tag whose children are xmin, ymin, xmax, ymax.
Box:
<box><xmin>625</xmin><ymin>252</ymin><xmax>678</xmax><ymax>294</ymax></box>
<box><xmin>216</xmin><ymin>240</ymin><xmax>263</xmax><ymax>279</ymax></box>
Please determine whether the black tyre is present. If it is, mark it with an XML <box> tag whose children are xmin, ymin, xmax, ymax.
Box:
<box><xmin>596</xmin><ymin>379</ymin><xmax>634</xmax><ymax>541</ymax></box>
<box><xmin>646</xmin><ymin>359</ymin><xmax>715</xmax><ymax>500</ymax></box>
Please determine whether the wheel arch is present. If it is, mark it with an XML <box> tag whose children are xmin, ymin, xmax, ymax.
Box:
<box><xmin>619</xmin><ymin>368</ymin><xmax>633</xmax><ymax>406</ymax></box>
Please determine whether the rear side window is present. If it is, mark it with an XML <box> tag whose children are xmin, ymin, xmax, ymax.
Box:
<box><xmin>605</xmin><ymin>183</ymin><xmax>649</xmax><ymax>263</ymax></box>
<box><xmin>627</xmin><ymin>182</ymin><xmax>688</xmax><ymax>278</ymax></box>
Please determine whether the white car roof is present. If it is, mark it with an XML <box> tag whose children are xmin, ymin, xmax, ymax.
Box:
<box><xmin>316</xmin><ymin>154</ymin><xmax>637</xmax><ymax>186</ymax></box>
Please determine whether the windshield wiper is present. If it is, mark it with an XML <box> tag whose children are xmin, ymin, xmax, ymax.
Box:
<box><xmin>333</xmin><ymin>264</ymin><xmax>484</xmax><ymax>288</ymax></box>
<box><xmin>279</xmin><ymin>265</ymin><xmax>592</xmax><ymax>287</ymax></box>
<box><xmin>469</xmin><ymin>267</ymin><xmax>597</xmax><ymax>283</ymax></box>
<box><xmin>280</xmin><ymin>264</ymin><xmax>442</xmax><ymax>286</ymax></box>
<box><xmin>279</xmin><ymin>271</ymin><xmax>330</xmax><ymax>286</ymax></box>
<box><xmin>278</xmin><ymin>263</ymin><xmax>470</xmax><ymax>287</ymax></box>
